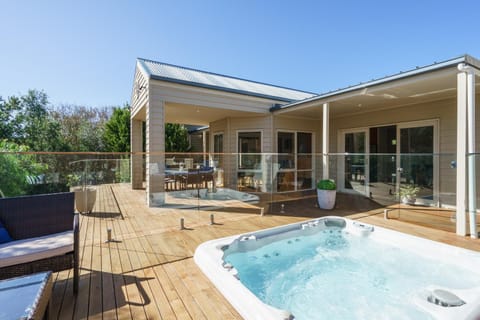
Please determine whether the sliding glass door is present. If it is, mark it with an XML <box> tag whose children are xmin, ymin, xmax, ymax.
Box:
<box><xmin>338</xmin><ymin>129</ymin><xmax>368</xmax><ymax>195</ymax></box>
<box><xmin>398</xmin><ymin>122</ymin><xmax>437</xmax><ymax>205</ymax></box>
<box><xmin>338</xmin><ymin>120</ymin><xmax>438</xmax><ymax>204</ymax></box>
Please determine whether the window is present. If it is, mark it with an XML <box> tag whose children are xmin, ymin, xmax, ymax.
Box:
<box><xmin>278</xmin><ymin>132</ymin><xmax>295</xmax><ymax>169</ymax></box>
<box><xmin>237</xmin><ymin>131</ymin><xmax>262</xmax><ymax>191</ymax></box>
<box><xmin>277</xmin><ymin>131</ymin><xmax>313</xmax><ymax>191</ymax></box>
<box><xmin>213</xmin><ymin>133</ymin><xmax>223</xmax><ymax>168</ymax></box>
<box><xmin>238</xmin><ymin>132</ymin><xmax>261</xmax><ymax>170</ymax></box>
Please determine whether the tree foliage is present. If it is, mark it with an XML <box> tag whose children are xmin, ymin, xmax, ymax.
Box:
<box><xmin>103</xmin><ymin>105</ymin><xmax>130</xmax><ymax>152</ymax></box>
<box><xmin>165</xmin><ymin>123</ymin><xmax>189</xmax><ymax>152</ymax></box>
<box><xmin>51</xmin><ymin>104</ymin><xmax>110</xmax><ymax>152</ymax></box>
<box><xmin>1</xmin><ymin>90</ymin><xmax>68</xmax><ymax>151</ymax></box>
<box><xmin>0</xmin><ymin>140</ymin><xmax>46</xmax><ymax>197</ymax></box>
<box><xmin>0</xmin><ymin>95</ymin><xmax>22</xmax><ymax>140</ymax></box>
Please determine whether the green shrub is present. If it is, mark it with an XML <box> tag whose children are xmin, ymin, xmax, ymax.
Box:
<box><xmin>317</xmin><ymin>179</ymin><xmax>336</xmax><ymax>190</ymax></box>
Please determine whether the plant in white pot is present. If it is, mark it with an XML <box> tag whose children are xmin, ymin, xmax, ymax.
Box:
<box><xmin>398</xmin><ymin>184</ymin><xmax>419</xmax><ymax>205</ymax></box>
<box><xmin>317</xmin><ymin>179</ymin><xmax>336</xmax><ymax>210</ymax></box>
<box><xmin>67</xmin><ymin>172</ymin><xmax>97</xmax><ymax>214</ymax></box>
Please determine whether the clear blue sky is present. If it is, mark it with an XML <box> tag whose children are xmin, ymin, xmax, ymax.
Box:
<box><xmin>1</xmin><ymin>0</ymin><xmax>480</xmax><ymax>108</ymax></box>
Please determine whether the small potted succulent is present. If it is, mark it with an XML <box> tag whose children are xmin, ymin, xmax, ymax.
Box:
<box><xmin>317</xmin><ymin>179</ymin><xmax>336</xmax><ymax>210</ymax></box>
<box><xmin>399</xmin><ymin>184</ymin><xmax>419</xmax><ymax>205</ymax></box>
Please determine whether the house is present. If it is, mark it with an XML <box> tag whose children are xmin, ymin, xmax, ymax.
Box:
<box><xmin>130</xmin><ymin>55</ymin><xmax>480</xmax><ymax>237</ymax></box>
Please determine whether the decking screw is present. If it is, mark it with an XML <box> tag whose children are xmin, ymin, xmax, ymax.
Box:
<box><xmin>210</xmin><ymin>214</ymin><xmax>215</xmax><ymax>225</ymax></box>
<box><xmin>180</xmin><ymin>217</ymin><xmax>185</xmax><ymax>230</ymax></box>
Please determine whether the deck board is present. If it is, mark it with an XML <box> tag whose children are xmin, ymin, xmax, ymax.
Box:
<box><xmin>49</xmin><ymin>183</ymin><xmax>480</xmax><ymax>319</ymax></box>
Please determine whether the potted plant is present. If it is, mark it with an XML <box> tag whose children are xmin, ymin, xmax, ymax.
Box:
<box><xmin>317</xmin><ymin>179</ymin><xmax>336</xmax><ymax>209</ymax></box>
<box><xmin>398</xmin><ymin>184</ymin><xmax>419</xmax><ymax>205</ymax></box>
<box><xmin>67</xmin><ymin>173</ymin><xmax>97</xmax><ymax>214</ymax></box>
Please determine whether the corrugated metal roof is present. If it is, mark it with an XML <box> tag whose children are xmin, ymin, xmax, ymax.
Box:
<box><xmin>137</xmin><ymin>58</ymin><xmax>317</xmax><ymax>102</ymax></box>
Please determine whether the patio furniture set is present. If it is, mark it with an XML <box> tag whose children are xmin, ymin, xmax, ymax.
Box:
<box><xmin>165</xmin><ymin>167</ymin><xmax>216</xmax><ymax>191</ymax></box>
<box><xmin>0</xmin><ymin>192</ymin><xmax>79</xmax><ymax>319</ymax></box>
<box><xmin>165</xmin><ymin>158</ymin><xmax>215</xmax><ymax>189</ymax></box>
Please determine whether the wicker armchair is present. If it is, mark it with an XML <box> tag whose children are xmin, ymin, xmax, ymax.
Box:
<box><xmin>0</xmin><ymin>192</ymin><xmax>79</xmax><ymax>293</ymax></box>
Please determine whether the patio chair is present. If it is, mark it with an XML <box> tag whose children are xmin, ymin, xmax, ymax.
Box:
<box><xmin>186</xmin><ymin>169</ymin><xmax>202</xmax><ymax>189</ymax></box>
<box><xmin>0</xmin><ymin>192</ymin><xmax>79</xmax><ymax>293</ymax></box>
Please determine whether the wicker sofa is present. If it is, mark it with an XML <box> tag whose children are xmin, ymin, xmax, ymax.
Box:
<box><xmin>0</xmin><ymin>192</ymin><xmax>79</xmax><ymax>293</ymax></box>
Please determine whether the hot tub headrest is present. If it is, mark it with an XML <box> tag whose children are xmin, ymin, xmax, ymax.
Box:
<box><xmin>323</xmin><ymin>217</ymin><xmax>346</xmax><ymax>228</ymax></box>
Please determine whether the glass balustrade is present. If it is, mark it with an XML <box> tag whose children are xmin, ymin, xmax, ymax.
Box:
<box><xmin>0</xmin><ymin>151</ymin><xmax>466</xmax><ymax>232</ymax></box>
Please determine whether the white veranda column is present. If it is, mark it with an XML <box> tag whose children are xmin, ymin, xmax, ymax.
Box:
<box><xmin>456</xmin><ymin>70</ymin><xmax>467</xmax><ymax>236</ymax></box>
<box><xmin>322</xmin><ymin>103</ymin><xmax>330</xmax><ymax>180</ymax></box>
<box><xmin>146</xmin><ymin>99</ymin><xmax>165</xmax><ymax>206</ymax></box>
<box><xmin>458</xmin><ymin>63</ymin><xmax>478</xmax><ymax>238</ymax></box>
<box><xmin>466</xmin><ymin>69</ymin><xmax>477</xmax><ymax>238</ymax></box>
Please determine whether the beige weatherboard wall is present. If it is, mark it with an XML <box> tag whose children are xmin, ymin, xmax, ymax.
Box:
<box><xmin>130</xmin><ymin>55</ymin><xmax>480</xmax><ymax>237</ymax></box>
<box><xmin>130</xmin><ymin>58</ymin><xmax>316</xmax><ymax>206</ymax></box>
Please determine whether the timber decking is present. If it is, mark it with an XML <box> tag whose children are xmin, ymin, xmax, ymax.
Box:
<box><xmin>50</xmin><ymin>184</ymin><xmax>480</xmax><ymax>319</ymax></box>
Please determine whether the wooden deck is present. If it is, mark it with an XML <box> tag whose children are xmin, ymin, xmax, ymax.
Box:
<box><xmin>50</xmin><ymin>184</ymin><xmax>480</xmax><ymax>319</ymax></box>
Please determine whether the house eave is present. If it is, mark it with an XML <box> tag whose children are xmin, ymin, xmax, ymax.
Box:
<box><xmin>274</xmin><ymin>55</ymin><xmax>477</xmax><ymax>112</ymax></box>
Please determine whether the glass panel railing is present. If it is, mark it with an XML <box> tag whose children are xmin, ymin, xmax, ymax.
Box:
<box><xmin>0</xmin><ymin>152</ymin><xmax>131</xmax><ymax>214</ymax></box>
<box><xmin>0</xmin><ymin>151</ymin><xmax>465</xmax><ymax>233</ymax></box>
<box><xmin>149</xmin><ymin>152</ymin><xmax>460</xmax><ymax>222</ymax></box>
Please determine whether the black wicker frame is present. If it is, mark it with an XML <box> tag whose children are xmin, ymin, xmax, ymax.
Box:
<box><xmin>0</xmin><ymin>192</ymin><xmax>79</xmax><ymax>293</ymax></box>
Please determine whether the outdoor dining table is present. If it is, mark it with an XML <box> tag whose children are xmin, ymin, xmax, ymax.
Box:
<box><xmin>164</xmin><ymin>168</ymin><xmax>215</xmax><ymax>190</ymax></box>
<box><xmin>0</xmin><ymin>271</ymin><xmax>53</xmax><ymax>320</ymax></box>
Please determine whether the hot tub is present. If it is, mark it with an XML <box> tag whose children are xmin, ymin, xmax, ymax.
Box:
<box><xmin>194</xmin><ymin>217</ymin><xmax>480</xmax><ymax>319</ymax></box>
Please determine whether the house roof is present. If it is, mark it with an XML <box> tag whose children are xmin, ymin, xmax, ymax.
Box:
<box><xmin>274</xmin><ymin>54</ymin><xmax>480</xmax><ymax>111</ymax></box>
<box><xmin>137</xmin><ymin>58</ymin><xmax>317</xmax><ymax>103</ymax></box>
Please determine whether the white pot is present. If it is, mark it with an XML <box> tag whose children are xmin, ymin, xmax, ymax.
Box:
<box><xmin>317</xmin><ymin>189</ymin><xmax>336</xmax><ymax>210</ymax></box>
<box><xmin>73</xmin><ymin>187</ymin><xmax>97</xmax><ymax>213</ymax></box>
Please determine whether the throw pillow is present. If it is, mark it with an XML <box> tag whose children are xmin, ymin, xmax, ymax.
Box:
<box><xmin>0</xmin><ymin>220</ymin><xmax>13</xmax><ymax>244</ymax></box>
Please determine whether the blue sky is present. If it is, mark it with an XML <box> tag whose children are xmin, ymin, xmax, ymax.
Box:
<box><xmin>1</xmin><ymin>0</ymin><xmax>480</xmax><ymax>108</ymax></box>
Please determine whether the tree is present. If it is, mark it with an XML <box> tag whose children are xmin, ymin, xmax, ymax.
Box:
<box><xmin>103</xmin><ymin>105</ymin><xmax>130</xmax><ymax>152</ymax></box>
<box><xmin>0</xmin><ymin>95</ymin><xmax>22</xmax><ymax>140</ymax></box>
<box><xmin>3</xmin><ymin>90</ymin><xmax>68</xmax><ymax>151</ymax></box>
<box><xmin>165</xmin><ymin>123</ymin><xmax>189</xmax><ymax>152</ymax></box>
<box><xmin>51</xmin><ymin>104</ymin><xmax>110</xmax><ymax>152</ymax></box>
<box><xmin>0</xmin><ymin>140</ymin><xmax>45</xmax><ymax>197</ymax></box>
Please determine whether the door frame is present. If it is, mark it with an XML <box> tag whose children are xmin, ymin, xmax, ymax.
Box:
<box><xmin>396</xmin><ymin>119</ymin><xmax>439</xmax><ymax>205</ymax></box>
<box><xmin>337</xmin><ymin>119</ymin><xmax>439</xmax><ymax>203</ymax></box>
<box><xmin>337</xmin><ymin>127</ymin><xmax>370</xmax><ymax>195</ymax></box>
